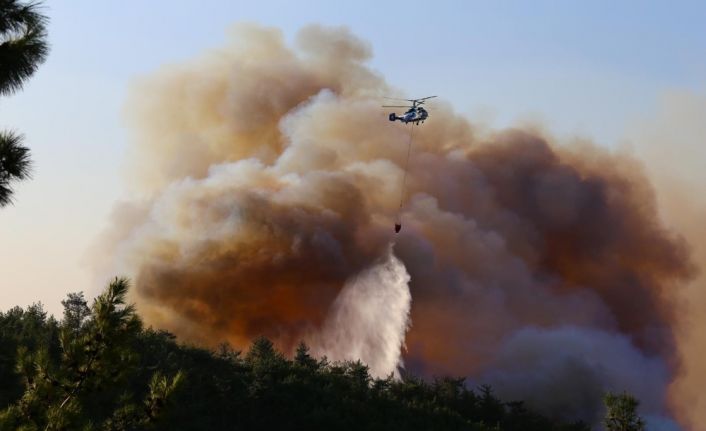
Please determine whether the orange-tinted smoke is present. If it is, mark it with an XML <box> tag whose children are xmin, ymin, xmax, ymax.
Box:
<box><xmin>630</xmin><ymin>91</ymin><xmax>706</xmax><ymax>431</ymax></box>
<box><xmin>101</xmin><ymin>24</ymin><xmax>697</xmax><ymax>428</ymax></box>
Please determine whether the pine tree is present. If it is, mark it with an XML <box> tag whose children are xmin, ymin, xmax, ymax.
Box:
<box><xmin>294</xmin><ymin>341</ymin><xmax>317</xmax><ymax>369</ymax></box>
<box><xmin>0</xmin><ymin>278</ymin><xmax>183</xmax><ymax>430</ymax></box>
<box><xmin>60</xmin><ymin>292</ymin><xmax>90</xmax><ymax>334</ymax></box>
<box><xmin>0</xmin><ymin>0</ymin><xmax>49</xmax><ymax>206</ymax></box>
<box><xmin>603</xmin><ymin>391</ymin><xmax>646</xmax><ymax>431</ymax></box>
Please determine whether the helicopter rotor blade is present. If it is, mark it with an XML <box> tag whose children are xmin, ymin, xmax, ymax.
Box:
<box><xmin>384</xmin><ymin>96</ymin><xmax>437</xmax><ymax>101</ymax></box>
<box><xmin>406</xmin><ymin>96</ymin><xmax>438</xmax><ymax>102</ymax></box>
<box><xmin>415</xmin><ymin>96</ymin><xmax>437</xmax><ymax>105</ymax></box>
<box><xmin>382</xmin><ymin>105</ymin><xmax>411</xmax><ymax>108</ymax></box>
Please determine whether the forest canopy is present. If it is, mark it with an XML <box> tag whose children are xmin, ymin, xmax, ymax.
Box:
<box><xmin>0</xmin><ymin>278</ymin><xmax>648</xmax><ymax>430</ymax></box>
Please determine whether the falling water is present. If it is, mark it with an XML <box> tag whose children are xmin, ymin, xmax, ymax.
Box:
<box><xmin>313</xmin><ymin>244</ymin><xmax>411</xmax><ymax>378</ymax></box>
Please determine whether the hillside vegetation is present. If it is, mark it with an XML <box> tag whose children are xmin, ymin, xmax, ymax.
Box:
<box><xmin>0</xmin><ymin>278</ymin><xmax>613</xmax><ymax>430</ymax></box>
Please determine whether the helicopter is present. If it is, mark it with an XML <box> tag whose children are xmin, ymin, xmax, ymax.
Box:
<box><xmin>383</xmin><ymin>96</ymin><xmax>437</xmax><ymax>125</ymax></box>
<box><xmin>385</xmin><ymin>95</ymin><xmax>437</xmax><ymax>234</ymax></box>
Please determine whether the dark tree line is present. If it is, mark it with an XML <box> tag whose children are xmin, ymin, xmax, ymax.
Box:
<box><xmin>0</xmin><ymin>279</ymin><xmax>641</xmax><ymax>431</ymax></box>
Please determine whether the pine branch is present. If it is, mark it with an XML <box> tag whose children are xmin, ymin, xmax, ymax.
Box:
<box><xmin>0</xmin><ymin>0</ymin><xmax>49</xmax><ymax>95</ymax></box>
<box><xmin>0</xmin><ymin>130</ymin><xmax>31</xmax><ymax>206</ymax></box>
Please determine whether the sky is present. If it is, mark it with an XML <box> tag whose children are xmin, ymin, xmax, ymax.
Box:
<box><xmin>1</xmin><ymin>0</ymin><xmax>705</xmax><ymax>316</ymax></box>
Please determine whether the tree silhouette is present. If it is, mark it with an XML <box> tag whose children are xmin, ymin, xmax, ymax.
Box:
<box><xmin>0</xmin><ymin>130</ymin><xmax>31</xmax><ymax>206</ymax></box>
<box><xmin>603</xmin><ymin>391</ymin><xmax>646</xmax><ymax>431</ymax></box>
<box><xmin>294</xmin><ymin>341</ymin><xmax>317</xmax><ymax>369</ymax></box>
<box><xmin>0</xmin><ymin>0</ymin><xmax>49</xmax><ymax>206</ymax></box>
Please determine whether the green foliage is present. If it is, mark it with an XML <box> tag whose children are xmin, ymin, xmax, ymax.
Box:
<box><xmin>60</xmin><ymin>293</ymin><xmax>90</xmax><ymax>335</ymax></box>
<box><xmin>603</xmin><ymin>391</ymin><xmax>645</xmax><ymax>431</ymax></box>
<box><xmin>1</xmin><ymin>278</ymin><xmax>600</xmax><ymax>430</ymax></box>
<box><xmin>0</xmin><ymin>278</ymin><xmax>182</xmax><ymax>430</ymax></box>
<box><xmin>0</xmin><ymin>0</ymin><xmax>49</xmax><ymax>206</ymax></box>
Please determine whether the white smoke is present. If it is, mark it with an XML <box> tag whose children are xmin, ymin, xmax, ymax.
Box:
<box><xmin>312</xmin><ymin>245</ymin><xmax>412</xmax><ymax>378</ymax></box>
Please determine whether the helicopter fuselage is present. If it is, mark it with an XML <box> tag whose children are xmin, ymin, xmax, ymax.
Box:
<box><xmin>389</xmin><ymin>107</ymin><xmax>428</xmax><ymax>125</ymax></box>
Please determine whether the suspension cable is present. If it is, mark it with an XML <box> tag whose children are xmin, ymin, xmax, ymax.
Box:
<box><xmin>395</xmin><ymin>125</ymin><xmax>415</xmax><ymax>233</ymax></box>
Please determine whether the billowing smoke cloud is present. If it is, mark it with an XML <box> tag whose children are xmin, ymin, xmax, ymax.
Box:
<box><xmin>99</xmin><ymin>24</ymin><xmax>699</xmax><ymax>428</ymax></box>
<box><xmin>477</xmin><ymin>327</ymin><xmax>671</xmax><ymax>425</ymax></box>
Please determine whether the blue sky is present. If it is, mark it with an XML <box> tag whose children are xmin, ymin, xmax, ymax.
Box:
<box><xmin>1</xmin><ymin>0</ymin><xmax>705</xmax><ymax>313</ymax></box>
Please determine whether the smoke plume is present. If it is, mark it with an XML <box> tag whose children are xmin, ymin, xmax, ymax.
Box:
<box><xmin>99</xmin><ymin>24</ymin><xmax>701</xmax><ymax>428</ymax></box>
<box><xmin>629</xmin><ymin>91</ymin><xmax>706</xmax><ymax>431</ymax></box>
